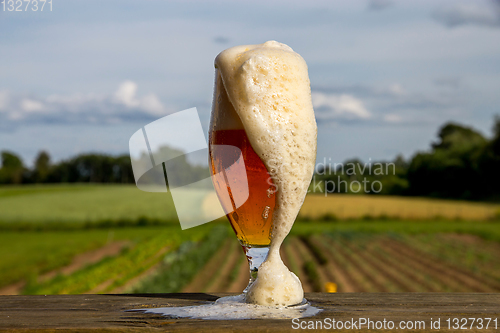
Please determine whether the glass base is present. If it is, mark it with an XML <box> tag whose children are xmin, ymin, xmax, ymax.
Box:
<box><xmin>241</xmin><ymin>245</ymin><xmax>269</xmax><ymax>293</ymax></box>
<box><xmin>287</xmin><ymin>298</ymin><xmax>309</xmax><ymax>308</ymax></box>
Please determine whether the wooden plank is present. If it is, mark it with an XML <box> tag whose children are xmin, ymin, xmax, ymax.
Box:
<box><xmin>0</xmin><ymin>293</ymin><xmax>499</xmax><ymax>332</ymax></box>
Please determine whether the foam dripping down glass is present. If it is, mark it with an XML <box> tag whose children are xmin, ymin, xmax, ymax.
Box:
<box><xmin>209</xmin><ymin>41</ymin><xmax>318</xmax><ymax>307</ymax></box>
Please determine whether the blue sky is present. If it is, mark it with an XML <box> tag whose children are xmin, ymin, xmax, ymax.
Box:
<box><xmin>1</xmin><ymin>0</ymin><xmax>500</xmax><ymax>166</ymax></box>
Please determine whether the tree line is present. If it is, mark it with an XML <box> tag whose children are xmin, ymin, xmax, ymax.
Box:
<box><xmin>314</xmin><ymin>116</ymin><xmax>500</xmax><ymax>200</ymax></box>
<box><xmin>0</xmin><ymin>151</ymin><xmax>135</xmax><ymax>184</ymax></box>
<box><xmin>0</xmin><ymin>145</ymin><xmax>209</xmax><ymax>186</ymax></box>
<box><xmin>1</xmin><ymin>116</ymin><xmax>499</xmax><ymax>200</ymax></box>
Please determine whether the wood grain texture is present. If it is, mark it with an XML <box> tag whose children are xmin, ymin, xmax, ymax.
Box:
<box><xmin>0</xmin><ymin>293</ymin><xmax>499</xmax><ymax>332</ymax></box>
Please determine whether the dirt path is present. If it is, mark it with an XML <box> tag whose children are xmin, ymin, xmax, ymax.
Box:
<box><xmin>443</xmin><ymin>233</ymin><xmax>500</xmax><ymax>255</ymax></box>
<box><xmin>0</xmin><ymin>281</ymin><xmax>25</xmax><ymax>296</ymax></box>
<box><xmin>181</xmin><ymin>238</ymin><xmax>233</xmax><ymax>293</ymax></box>
<box><xmin>379</xmin><ymin>242</ymin><xmax>469</xmax><ymax>292</ymax></box>
<box><xmin>332</xmin><ymin>241</ymin><xmax>387</xmax><ymax>292</ymax></box>
<box><xmin>364</xmin><ymin>240</ymin><xmax>441</xmax><ymax>292</ymax></box>
<box><xmin>285</xmin><ymin>237</ymin><xmax>313</xmax><ymax>292</ymax></box>
<box><xmin>108</xmin><ymin>246</ymin><xmax>172</xmax><ymax>294</ymax></box>
<box><xmin>88</xmin><ymin>245</ymin><xmax>170</xmax><ymax>294</ymax></box>
<box><xmin>309</xmin><ymin>235</ymin><xmax>357</xmax><ymax>292</ymax></box>
<box><xmin>293</xmin><ymin>237</ymin><xmax>329</xmax><ymax>292</ymax></box>
<box><xmin>42</xmin><ymin>241</ymin><xmax>130</xmax><ymax>282</ymax></box>
<box><xmin>208</xmin><ymin>241</ymin><xmax>243</xmax><ymax>293</ymax></box>
<box><xmin>316</xmin><ymin>235</ymin><xmax>368</xmax><ymax>292</ymax></box>
<box><xmin>338</xmin><ymin>239</ymin><xmax>410</xmax><ymax>292</ymax></box>
<box><xmin>0</xmin><ymin>241</ymin><xmax>129</xmax><ymax>295</ymax></box>
<box><xmin>383</xmin><ymin>240</ymin><xmax>500</xmax><ymax>292</ymax></box>
<box><xmin>409</xmin><ymin>234</ymin><xmax>500</xmax><ymax>280</ymax></box>
<box><xmin>227</xmin><ymin>254</ymin><xmax>249</xmax><ymax>293</ymax></box>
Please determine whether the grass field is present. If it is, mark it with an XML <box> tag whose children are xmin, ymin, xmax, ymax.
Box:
<box><xmin>0</xmin><ymin>226</ymin><xmax>164</xmax><ymax>290</ymax></box>
<box><xmin>1</xmin><ymin>184</ymin><xmax>499</xmax><ymax>224</ymax></box>
<box><xmin>22</xmin><ymin>225</ymin><xmax>218</xmax><ymax>295</ymax></box>
<box><xmin>0</xmin><ymin>184</ymin><xmax>177</xmax><ymax>223</ymax></box>
<box><xmin>0</xmin><ymin>184</ymin><xmax>499</xmax><ymax>295</ymax></box>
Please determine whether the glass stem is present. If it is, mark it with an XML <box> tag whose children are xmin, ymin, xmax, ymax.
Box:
<box><xmin>241</xmin><ymin>245</ymin><xmax>269</xmax><ymax>293</ymax></box>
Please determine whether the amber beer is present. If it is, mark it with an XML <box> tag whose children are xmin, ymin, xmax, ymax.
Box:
<box><xmin>209</xmin><ymin>129</ymin><xmax>276</xmax><ymax>247</ymax></box>
<box><xmin>209</xmin><ymin>69</ymin><xmax>276</xmax><ymax>248</ymax></box>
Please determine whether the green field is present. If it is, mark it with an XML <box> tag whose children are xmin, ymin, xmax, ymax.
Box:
<box><xmin>0</xmin><ymin>227</ymin><xmax>163</xmax><ymax>288</ymax></box>
<box><xmin>0</xmin><ymin>223</ymin><xmax>224</xmax><ymax>293</ymax></box>
<box><xmin>1</xmin><ymin>184</ymin><xmax>499</xmax><ymax>225</ymax></box>
<box><xmin>0</xmin><ymin>184</ymin><xmax>177</xmax><ymax>224</ymax></box>
<box><xmin>0</xmin><ymin>184</ymin><xmax>499</xmax><ymax>295</ymax></box>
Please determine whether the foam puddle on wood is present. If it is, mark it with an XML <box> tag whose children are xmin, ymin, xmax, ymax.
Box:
<box><xmin>131</xmin><ymin>295</ymin><xmax>322</xmax><ymax>320</ymax></box>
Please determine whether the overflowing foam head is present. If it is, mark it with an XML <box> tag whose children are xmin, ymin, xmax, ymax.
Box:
<box><xmin>215</xmin><ymin>41</ymin><xmax>317</xmax><ymax>306</ymax></box>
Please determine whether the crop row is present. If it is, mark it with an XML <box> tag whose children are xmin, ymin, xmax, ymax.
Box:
<box><xmin>8</xmin><ymin>228</ymin><xmax>499</xmax><ymax>295</ymax></box>
<box><xmin>22</xmin><ymin>225</ymin><xmax>220</xmax><ymax>295</ymax></box>
<box><xmin>180</xmin><ymin>231</ymin><xmax>500</xmax><ymax>294</ymax></box>
<box><xmin>284</xmin><ymin>232</ymin><xmax>500</xmax><ymax>293</ymax></box>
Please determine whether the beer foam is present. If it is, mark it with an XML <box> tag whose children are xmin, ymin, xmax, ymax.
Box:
<box><xmin>132</xmin><ymin>294</ymin><xmax>321</xmax><ymax>320</ymax></box>
<box><xmin>215</xmin><ymin>41</ymin><xmax>317</xmax><ymax>306</ymax></box>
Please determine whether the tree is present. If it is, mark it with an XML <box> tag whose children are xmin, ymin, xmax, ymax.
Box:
<box><xmin>476</xmin><ymin>115</ymin><xmax>500</xmax><ymax>198</ymax></box>
<box><xmin>33</xmin><ymin>151</ymin><xmax>51</xmax><ymax>183</ymax></box>
<box><xmin>0</xmin><ymin>151</ymin><xmax>24</xmax><ymax>184</ymax></box>
<box><xmin>492</xmin><ymin>115</ymin><xmax>500</xmax><ymax>156</ymax></box>
<box><xmin>432</xmin><ymin>122</ymin><xmax>487</xmax><ymax>151</ymax></box>
<box><xmin>407</xmin><ymin>122</ymin><xmax>488</xmax><ymax>199</ymax></box>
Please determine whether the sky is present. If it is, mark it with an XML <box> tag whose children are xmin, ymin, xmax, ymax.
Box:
<box><xmin>1</xmin><ymin>0</ymin><xmax>500</xmax><ymax>167</ymax></box>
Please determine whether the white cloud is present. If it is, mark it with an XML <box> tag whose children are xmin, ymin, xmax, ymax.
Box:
<box><xmin>21</xmin><ymin>99</ymin><xmax>45</xmax><ymax>113</ymax></box>
<box><xmin>313</xmin><ymin>82</ymin><xmax>466</xmax><ymax>127</ymax></box>
<box><xmin>312</xmin><ymin>92</ymin><xmax>371</xmax><ymax>121</ymax></box>
<box><xmin>433</xmin><ymin>1</ymin><xmax>500</xmax><ymax>28</ymax></box>
<box><xmin>0</xmin><ymin>81</ymin><xmax>169</xmax><ymax>129</ymax></box>
<box><xmin>114</xmin><ymin>81</ymin><xmax>139</xmax><ymax>108</ymax></box>
<box><xmin>112</xmin><ymin>81</ymin><xmax>165</xmax><ymax>116</ymax></box>
<box><xmin>141</xmin><ymin>94</ymin><xmax>165</xmax><ymax>116</ymax></box>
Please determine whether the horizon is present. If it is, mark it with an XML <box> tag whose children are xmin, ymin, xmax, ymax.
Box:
<box><xmin>1</xmin><ymin>115</ymin><xmax>497</xmax><ymax>169</ymax></box>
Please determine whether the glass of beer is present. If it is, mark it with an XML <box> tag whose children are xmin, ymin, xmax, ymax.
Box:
<box><xmin>209</xmin><ymin>69</ymin><xmax>276</xmax><ymax>291</ymax></box>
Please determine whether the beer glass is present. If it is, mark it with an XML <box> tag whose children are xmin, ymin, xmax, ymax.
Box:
<box><xmin>209</xmin><ymin>69</ymin><xmax>276</xmax><ymax>291</ymax></box>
